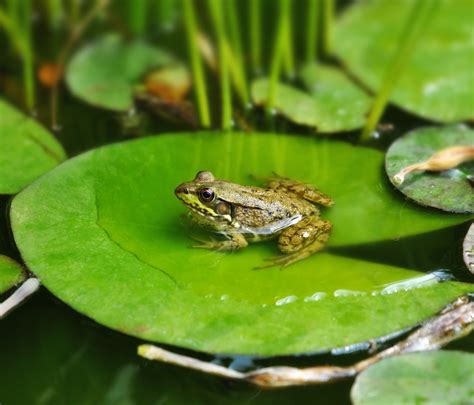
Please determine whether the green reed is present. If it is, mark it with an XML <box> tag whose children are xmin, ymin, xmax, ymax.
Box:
<box><xmin>306</xmin><ymin>0</ymin><xmax>320</xmax><ymax>63</ymax></box>
<box><xmin>0</xmin><ymin>0</ymin><xmax>35</xmax><ymax>111</ymax></box>
<box><xmin>282</xmin><ymin>1</ymin><xmax>295</xmax><ymax>78</ymax></box>
<box><xmin>266</xmin><ymin>0</ymin><xmax>291</xmax><ymax>114</ymax></box>
<box><xmin>128</xmin><ymin>0</ymin><xmax>147</xmax><ymax>36</ymax></box>
<box><xmin>225</xmin><ymin>0</ymin><xmax>249</xmax><ymax>106</ymax></box>
<box><xmin>249</xmin><ymin>0</ymin><xmax>261</xmax><ymax>74</ymax></box>
<box><xmin>183</xmin><ymin>0</ymin><xmax>211</xmax><ymax>127</ymax></box>
<box><xmin>208</xmin><ymin>0</ymin><xmax>232</xmax><ymax>129</ymax></box>
<box><xmin>361</xmin><ymin>0</ymin><xmax>438</xmax><ymax>141</ymax></box>
<box><xmin>321</xmin><ymin>0</ymin><xmax>333</xmax><ymax>57</ymax></box>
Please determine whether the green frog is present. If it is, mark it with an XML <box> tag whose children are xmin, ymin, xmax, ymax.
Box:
<box><xmin>175</xmin><ymin>171</ymin><xmax>333</xmax><ymax>268</ymax></box>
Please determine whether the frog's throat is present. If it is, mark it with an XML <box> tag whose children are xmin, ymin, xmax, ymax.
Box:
<box><xmin>179</xmin><ymin>195</ymin><xmax>233</xmax><ymax>224</ymax></box>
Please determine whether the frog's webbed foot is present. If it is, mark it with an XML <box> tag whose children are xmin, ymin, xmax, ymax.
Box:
<box><xmin>256</xmin><ymin>216</ymin><xmax>332</xmax><ymax>269</ymax></box>
<box><xmin>190</xmin><ymin>233</ymin><xmax>248</xmax><ymax>251</ymax></box>
<box><xmin>255</xmin><ymin>251</ymin><xmax>312</xmax><ymax>269</ymax></box>
<box><xmin>257</xmin><ymin>173</ymin><xmax>334</xmax><ymax>207</ymax></box>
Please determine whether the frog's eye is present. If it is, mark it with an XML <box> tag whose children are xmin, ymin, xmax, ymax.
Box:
<box><xmin>199</xmin><ymin>188</ymin><xmax>215</xmax><ymax>203</ymax></box>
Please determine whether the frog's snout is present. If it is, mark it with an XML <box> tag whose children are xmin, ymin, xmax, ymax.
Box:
<box><xmin>175</xmin><ymin>184</ymin><xmax>190</xmax><ymax>196</ymax></box>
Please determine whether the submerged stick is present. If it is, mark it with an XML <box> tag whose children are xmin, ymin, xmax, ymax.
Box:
<box><xmin>393</xmin><ymin>145</ymin><xmax>474</xmax><ymax>185</ymax></box>
<box><xmin>0</xmin><ymin>278</ymin><xmax>40</xmax><ymax>319</ymax></box>
<box><xmin>138</xmin><ymin>296</ymin><xmax>474</xmax><ymax>388</ymax></box>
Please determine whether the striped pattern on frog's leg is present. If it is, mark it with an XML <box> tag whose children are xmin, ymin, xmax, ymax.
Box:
<box><xmin>263</xmin><ymin>174</ymin><xmax>334</xmax><ymax>207</ymax></box>
<box><xmin>256</xmin><ymin>215</ymin><xmax>332</xmax><ymax>269</ymax></box>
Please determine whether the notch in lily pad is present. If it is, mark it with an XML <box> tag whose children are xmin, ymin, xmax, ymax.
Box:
<box><xmin>386</xmin><ymin>126</ymin><xmax>474</xmax><ymax>213</ymax></box>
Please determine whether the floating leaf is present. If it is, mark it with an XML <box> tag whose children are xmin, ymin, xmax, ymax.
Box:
<box><xmin>10</xmin><ymin>133</ymin><xmax>473</xmax><ymax>355</ymax></box>
<box><xmin>66</xmin><ymin>34</ymin><xmax>176</xmax><ymax>111</ymax></box>
<box><xmin>251</xmin><ymin>63</ymin><xmax>372</xmax><ymax>133</ymax></box>
<box><xmin>463</xmin><ymin>223</ymin><xmax>474</xmax><ymax>274</ymax></box>
<box><xmin>386</xmin><ymin>126</ymin><xmax>474</xmax><ymax>213</ymax></box>
<box><xmin>0</xmin><ymin>255</ymin><xmax>25</xmax><ymax>295</ymax></box>
<box><xmin>334</xmin><ymin>0</ymin><xmax>474</xmax><ymax>122</ymax></box>
<box><xmin>351</xmin><ymin>351</ymin><xmax>474</xmax><ymax>405</ymax></box>
<box><xmin>0</xmin><ymin>99</ymin><xmax>66</xmax><ymax>194</ymax></box>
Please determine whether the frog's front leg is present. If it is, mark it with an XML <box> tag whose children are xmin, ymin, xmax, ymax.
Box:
<box><xmin>258</xmin><ymin>215</ymin><xmax>332</xmax><ymax>268</ymax></box>
<box><xmin>192</xmin><ymin>233</ymin><xmax>248</xmax><ymax>251</ymax></box>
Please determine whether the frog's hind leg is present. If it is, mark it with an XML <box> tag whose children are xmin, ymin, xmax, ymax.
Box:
<box><xmin>263</xmin><ymin>175</ymin><xmax>333</xmax><ymax>207</ymax></box>
<box><xmin>256</xmin><ymin>216</ymin><xmax>332</xmax><ymax>269</ymax></box>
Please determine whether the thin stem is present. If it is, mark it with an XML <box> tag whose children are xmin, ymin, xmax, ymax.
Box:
<box><xmin>306</xmin><ymin>0</ymin><xmax>320</xmax><ymax>63</ymax></box>
<box><xmin>361</xmin><ymin>0</ymin><xmax>438</xmax><ymax>141</ymax></box>
<box><xmin>249</xmin><ymin>0</ymin><xmax>261</xmax><ymax>74</ymax></box>
<box><xmin>321</xmin><ymin>0</ymin><xmax>334</xmax><ymax>57</ymax></box>
<box><xmin>225</xmin><ymin>0</ymin><xmax>249</xmax><ymax>105</ymax></box>
<box><xmin>208</xmin><ymin>0</ymin><xmax>232</xmax><ymax>129</ymax></box>
<box><xmin>50</xmin><ymin>0</ymin><xmax>110</xmax><ymax>129</ymax></box>
<box><xmin>46</xmin><ymin>0</ymin><xmax>63</xmax><ymax>30</ymax></box>
<box><xmin>183</xmin><ymin>0</ymin><xmax>211</xmax><ymax>127</ymax></box>
<box><xmin>282</xmin><ymin>0</ymin><xmax>295</xmax><ymax>78</ymax></box>
<box><xmin>267</xmin><ymin>0</ymin><xmax>290</xmax><ymax>113</ymax></box>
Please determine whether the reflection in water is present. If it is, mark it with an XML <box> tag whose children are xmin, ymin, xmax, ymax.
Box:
<box><xmin>377</xmin><ymin>270</ymin><xmax>454</xmax><ymax>295</ymax></box>
<box><xmin>271</xmin><ymin>270</ymin><xmax>455</xmax><ymax>307</ymax></box>
<box><xmin>275</xmin><ymin>295</ymin><xmax>298</xmax><ymax>306</ymax></box>
<box><xmin>303</xmin><ymin>292</ymin><xmax>327</xmax><ymax>302</ymax></box>
<box><xmin>333</xmin><ymin>289</ymin><xmax>367</xmax><ymax>297</ymax></box>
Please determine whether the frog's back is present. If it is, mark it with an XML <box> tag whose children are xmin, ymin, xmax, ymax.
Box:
<box><xmin>231</xmin><ymin>187</ymin><xmax>318</xmax><ymax>235</ymax></box>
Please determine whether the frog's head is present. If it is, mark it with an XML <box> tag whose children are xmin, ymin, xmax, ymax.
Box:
<box><xmin>175</xmin><ymin>171</ymin><xmax>233</xmax><ymax>223</ymax></box>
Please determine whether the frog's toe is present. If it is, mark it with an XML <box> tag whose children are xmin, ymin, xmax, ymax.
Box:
<box><xmin>189</xmin><ymin>235</ymin><xmax>219</xmax><ymax>249</ymax></box>
<box><xmin>254</xmin><ymin>254</ymin><xmax>294</xmax><ymax>269</ymax></box>
<box><xmin>256</xmin><ymin>252</ymin><xmax>308</xmax><ymax>269</ymax></box>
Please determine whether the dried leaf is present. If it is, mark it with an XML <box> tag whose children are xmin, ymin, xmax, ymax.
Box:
<box><xmin>393</xmin><ymin>146</ymin><xmax>474</xmax><ymax>185</ymax></box>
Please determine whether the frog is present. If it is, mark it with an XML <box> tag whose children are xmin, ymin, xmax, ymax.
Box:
<box><xmin>175</xmin><ymin>171</ymin><xmax>333</xmax><ymax>268</ymax></box>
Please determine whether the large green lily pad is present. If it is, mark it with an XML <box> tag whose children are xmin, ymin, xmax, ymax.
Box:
<box><xmin>334</xmin><ymin>0</ymin><xmax>474</xmax><ymax>122</ymax></box>
<box><xmin>251</xmin><ymin>63</ymin><xmax>372</xmax><ymax>133</ymax></box>
<box><xmin>0</xmin><ymin>255</ymin><xmax>25</xmax><ymax>295</ymax></box>
<box><xmin>0</xmin><ymin>99</ymin><xmax>65</xmax><ymax>194</ymax></box>
<box><xmin>351</xmin><ymin>351</ymin><xmax>474</xmax><ymax>405</ymax></box>
<box><xmin>66</xmin><ymin>34</ymin><xmax>176</xmax><ymax>111</ymax></box>
<box><xmin>386</xmin><ymin>126</ymin><xmax>474</xmax><ymax>213</ymax></box>
<box><xmin>10</xmin><ymin>133</ymin><xmax>473</xmax><ymax>355</ymax></box>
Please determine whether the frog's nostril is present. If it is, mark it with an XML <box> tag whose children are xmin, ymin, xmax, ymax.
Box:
<box><xmin>176</xmin><ymin>186</ymin><xmax>189</xmax><ymax>195</ymax></box>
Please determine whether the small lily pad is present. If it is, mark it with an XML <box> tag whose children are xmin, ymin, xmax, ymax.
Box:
<box><xmin>251</xmin><ymin>63</ymin><xmax>372</xmax><ymax>133</ymax></box>
<box><xmin>463</xmin><ymin>223</ymin><xmax>474</xmax><ymax>274</ymax></box>
<box><xmin>10</xmin><ymin>132</ymin><xmax>473</xmax><ymax>355</ymax></box>
<box><xmin>351</xmin><ymin>351</ymin><xmax>474</xmax><ymax>405</ymax></box>
<box><xmin>66</xmin><ymin>34</ymin><xmax>176</xmax><ymax>111</ymax></box>
<box><xmin>0</xmin><ymin>255</ymin><xmax>25</xmax><ymax>295</ymax></box>
<box><xmin>386</xmin><ymin>126</ymin><xmax>474</xmax><ymax>213</ymax></box>
<box><xmin>0</xmin><ymin>99</ymin><xmax>66</xmax><ymax>194</ymax></box>
<box><xmin>334</xmin><ymin>0</ymin><xmax>474</xmax><ymax>122</ymax></box>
